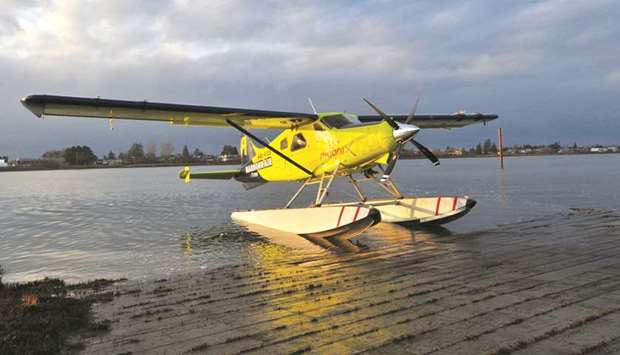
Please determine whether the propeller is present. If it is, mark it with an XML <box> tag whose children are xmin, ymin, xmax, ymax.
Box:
<box><xmin>384</xmin><ymin>96</ymin><xmax>420</xmax><ymax>175</ymax></box>
<box><xmin>362</xmin><ymin>97</ymin><xmax>439</xmax><ymax>181</ymax></box>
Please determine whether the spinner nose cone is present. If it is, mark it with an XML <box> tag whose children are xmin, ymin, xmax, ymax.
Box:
<box><xmin>393</xmin><ymin>123</ymin><xmax>420</xmax><ymax>143</ymax></box>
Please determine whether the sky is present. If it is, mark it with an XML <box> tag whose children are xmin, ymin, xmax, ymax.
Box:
<box><xmin>1</xmin><ymin>0</ymin><xmax>619</xmax><ymax>158</ymax></box>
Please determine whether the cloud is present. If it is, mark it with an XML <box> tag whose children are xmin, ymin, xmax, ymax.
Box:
<box><xmin>1</xmin><ymin>0</ymin><xmax>620</xmax><ymax>158</ymax></box>
<box><xmin>456</xmin><ymin>50</ymin><xmax>541</xmax><ymax>79</ymax></box>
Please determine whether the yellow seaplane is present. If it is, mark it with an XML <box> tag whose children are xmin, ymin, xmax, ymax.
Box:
<box><xmin>21</xmin><ymin>94</ymin><xmax>497</xmax><ymax>240</ymax></box>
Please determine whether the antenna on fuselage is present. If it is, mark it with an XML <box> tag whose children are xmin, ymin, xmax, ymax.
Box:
<box><xmin>307</xmin><ymin>98</ymin><xmax>318</xmax><ymax>115</ymax></box>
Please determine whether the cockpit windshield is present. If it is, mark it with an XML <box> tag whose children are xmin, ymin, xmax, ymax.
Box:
<box><xmin>321</xmin><ymin>114</ymin><xmax>352</xmax><ymax>129</ymax></box>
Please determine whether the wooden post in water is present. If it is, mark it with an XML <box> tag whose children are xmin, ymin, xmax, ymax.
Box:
<box><xmin>498</xmin><ymin>127</ymin><xmax>504</xmax><ymax>169</ymax></box>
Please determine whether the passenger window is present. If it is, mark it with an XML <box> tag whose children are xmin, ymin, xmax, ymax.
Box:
<box><xmin>291</xmin><ymin>133</ymin><xmax>307</xmax><ymax>151</ymax></box>
<box><xmin>280</xmin><ymin>138</ymin><xmax>288</xmax><ymax>150</ymax></box>
<box><xmin>313</xmin><ymin>123</ymin><xmax>324</xmax><ymax>131</ymax></box>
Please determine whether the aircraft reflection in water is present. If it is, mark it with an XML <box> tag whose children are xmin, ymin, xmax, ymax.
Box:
<box><xmin>180</xmin><ymin>221</ymin><xmax>453</xmax><ymax>257</ymax></box>
<box><xmin>218</xmin><ymin>222</ymin><xmax>454</xmax><ymax>341</ymax></box>
<box><xmin>175</xmin><ymin>220</ymin><xmax>456</xmax><ymax>345</ymax></box>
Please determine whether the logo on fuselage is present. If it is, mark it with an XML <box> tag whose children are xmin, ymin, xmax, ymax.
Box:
<box><xmin>320</xmin><ymin>146</ymin><xmax>346</xmax><ymax>160</ymax></box>
<box><xmin>245</xmin><ymin>157</ymin><xmax>272</xmax><ymax>173</ymax></box>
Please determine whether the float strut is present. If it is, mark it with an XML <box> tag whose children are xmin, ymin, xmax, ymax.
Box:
<box><xmin>348</xmin><ymin>175</ymin><xmax>367</xmax><ymax>202</ymax></box>
<box><xmin>376</xmin><ymin>176</ymin><xmax>403</xmax><ymax>199</ymax></box>
<box><xmin>315</xmin><ymin>165</ymin><xmax>339</xmax><ymax>206</ymax></box>
<box><xmin>285</xmin><ymin>177</ymin><xmax>312</xmax><ymax>209</ymax></box>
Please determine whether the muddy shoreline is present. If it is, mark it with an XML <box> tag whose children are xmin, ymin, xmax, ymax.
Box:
<box><xmin>0</xmin><ymin>278</ymin><xmax>122</xmax><ymax>354</ymax></box>
<box><xmin>63</xmin><ymin>208</ymin><xmax>620</xmax><ymax>354</ymax></box>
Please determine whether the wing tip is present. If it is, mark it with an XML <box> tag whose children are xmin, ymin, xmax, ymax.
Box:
<box><xmin>20</xmin><ymin>94</ymin><xmax>45</xmax><ymax>118</ymax></box>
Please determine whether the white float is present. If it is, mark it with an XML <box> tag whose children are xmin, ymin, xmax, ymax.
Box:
<box><xmin>231</xmin><ymin>195</ymin><xmax>474</xmax><ymax>244</ymax></box>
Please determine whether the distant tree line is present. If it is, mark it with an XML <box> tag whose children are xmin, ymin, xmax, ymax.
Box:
<box><xmin>112</xmin><ymin>142</ymin><xmax>205</xmax><ymax>164</ymax></box>
<box><xmin>506</xmin><ymin>142</ymin><xmax>564</xmax><ymax>151</ymax></box>
<box><xmin>471</xmin><ymin>139</ymin><xmax>498</xmax><ymax>155</ymax></box>
<box><xmin>64</xmin><ymin>146</ymin><xmax>97</xmax><ymax>165</ymax></box>
<box><xmin>221</xmin><ymin>145</ymin><xmax>239</xmax><ymax>156</ymax></box>
<box><xmin>399</xmin><ymin>139</ymin><xmax>590</xmax><ymax>158</ymax></box>
<box><xmin>39</xmin><ymin>142</ymin><xmax>215</xmax><ymax>166</ymax></box>
<box><xmin>34</xmin><ymin>141</ymin><xmax>244</xmax><ymax>168</ymax></box>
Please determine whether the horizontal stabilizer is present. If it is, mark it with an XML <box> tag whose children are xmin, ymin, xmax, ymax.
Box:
<box><xmin>179</xmin><ymin>169</ymin><xmax>239</xmax><ymax>180</ymax></box>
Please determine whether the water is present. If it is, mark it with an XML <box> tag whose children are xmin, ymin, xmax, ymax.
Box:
<box><xmin>1</xmin><ymin>155</ymin><xmax>619</xmax><ymax>283</ymax></box>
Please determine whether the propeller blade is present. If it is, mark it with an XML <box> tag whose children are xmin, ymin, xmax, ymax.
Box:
<box><xmin>362</xmin><ymin>98</ymin><xmax>400</xmax><ymax>130</ymax></box>
<box><xmin>411</xmin><ymin>140</ymin><xmax>440</xmax><ymax>166</ymax></box>
<box><xmin>405</xmin><ymin>96</ymin><xmax>421</xmax><ymax>124</ymax></box>
<box><xmin>384</xmin><ymin>145</ymin><xmax>402</xmax><ymax>176</ymax></box>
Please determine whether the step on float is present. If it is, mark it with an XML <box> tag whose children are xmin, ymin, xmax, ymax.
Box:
<box><xmin>231</xmin><ymin>196</ymin><xmax>475</xmax><ymax>239</ymax></box>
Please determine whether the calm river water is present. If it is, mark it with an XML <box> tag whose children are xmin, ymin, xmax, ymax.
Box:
<box><xmin>1</xmin><ymin>155</ymin><xmax>619</xmax><ymax>283</ymax></box>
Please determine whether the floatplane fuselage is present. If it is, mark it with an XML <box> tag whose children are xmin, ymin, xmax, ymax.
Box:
<box><xmin>217</xmin><ymin>113</ymin><xmax>408</xmax><ymax>184</ymax></box>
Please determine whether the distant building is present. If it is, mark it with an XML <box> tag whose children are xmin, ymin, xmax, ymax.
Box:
<box><xmin>446</xmin><ymin>148</ymin><xmax>464</xmax><ymax>156</ymax></box>
<box><xmin>11</xmin><ymin>158</ymin><xmax>38</xmax><ymax>167</ymax></box>
<box><xmin>591</xmin><ymin>146</ymin><xmax>619</xmax><ymax>153</ymax></box>
<box><xmin>0</xmin><ymin>158</ymin><xmax>7</xmax><ymax>168</ymax></box>
<box><xmin>218</xmin><ymin>154</ymin><xmax>240</xmax><ymax>162</ymax></box>
<box><xmin>103</xmin><ymin>158</ymin><xmax>123</xmax><ymax>166</ymax></box>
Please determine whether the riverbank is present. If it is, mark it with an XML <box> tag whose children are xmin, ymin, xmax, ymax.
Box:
<box><xmin>0</xmin><ymin>276</ymin><xmax>124</xmax><ymax>354</ymax></box>
<box><xmin>3</xmin><ymin>151</ymin><xmax>619</xmax><ymax>174</ymax></box>
<box><xmin>74</xmin><ymin>208</ymin><xmax>620</xmax><ymax>354</ymax></box>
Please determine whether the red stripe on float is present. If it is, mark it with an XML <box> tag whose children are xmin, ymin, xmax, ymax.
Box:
<box><xmin>337</xmin><ymin>206</ymin><xmax>345</xmax><ymax>227</ymax></box>
<box><xmin>353</xmin><ymin>206</ymin><xmax>361</xmax><ymax>222</ymax></box>
<box><xmin>452</xmin><ymin>196</ymin><xmax>458</xmax><ymax>211</ymax></box>
<box><xmin>435</xmin><ymin>197</ymin><xmax>441</xmax><ymax>216</ymax></box>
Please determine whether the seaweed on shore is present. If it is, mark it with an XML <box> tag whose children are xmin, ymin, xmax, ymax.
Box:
<box><xmin>0</xmin><ymin>267</ymin><xmax>119</xmax><ymax>355</ymax></box>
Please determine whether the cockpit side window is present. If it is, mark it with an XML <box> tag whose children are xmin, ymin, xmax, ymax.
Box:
<box><xmin>291</xmin><ymin>133</ymin><xmax>307</xmax><ymax>151</ymax></box>
<box><xmin>321</xmin><ymin>114</ymin><xmax>352</xmax><ymax>129</ymax></box>
<box><xmin>280</xmin><ymin>138</ymin><xmax>288</xmax><ymax>150</ymax></box>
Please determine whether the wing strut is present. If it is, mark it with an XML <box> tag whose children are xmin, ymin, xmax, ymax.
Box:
<box><xmin>225</xmin><ymin>119</ymin><xmax>314</xmax><ymax>177</ymax></box>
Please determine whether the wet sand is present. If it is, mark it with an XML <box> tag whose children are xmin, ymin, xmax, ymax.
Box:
<box><xmin>84</xmin><ymin>208</ymin><xmax>620</xmax><ymax>354</ymax></box>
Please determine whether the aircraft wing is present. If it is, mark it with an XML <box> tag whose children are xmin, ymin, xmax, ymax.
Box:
<box><xmin>21</xmin><ymin>95</ymin><xmax>317</xmax><ymax>129</ymax></box>
<box><xmin>357</xmin><ymin>113</ymin><xmax>498</xmax><ymax>129</ymax></box>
